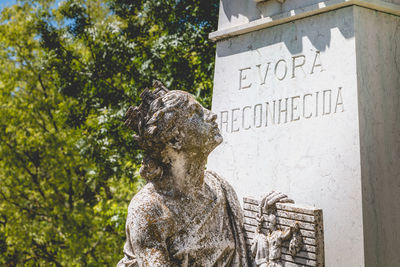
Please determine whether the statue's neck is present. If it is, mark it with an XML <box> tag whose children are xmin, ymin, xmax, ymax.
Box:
<box><xmin>157</xmin><ymin>149</ymin><xmax>207</xmax><ymax>197</ymax></box>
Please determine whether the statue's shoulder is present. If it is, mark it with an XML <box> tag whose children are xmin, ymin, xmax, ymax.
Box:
<box><xmin>205</xmin><ymin>170</ymin><xmax>241</xmax><ymax>210</ymax></box>
<box><xmin>126</xmin><ymin>183</ymin><xmax>170</xmax><ymax>225</ymax></box>
<box><xmin>205</xmin><ymin>170</ymin><xmax>237</xmax><ymax>195</ymax></box>
<box><xmin>128</xmin><ymin>183</ymin><xmax>160</xmax><ymax>208</ymax></box>
<box><xmin>125</xmin><ymin>183</ymin><xmax>174</xmax><ymax>242</ymax></box>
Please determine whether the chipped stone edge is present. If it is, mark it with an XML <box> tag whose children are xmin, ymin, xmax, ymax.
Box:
<box><xmin>209</xmin><ymin>0</ymin><xmax>400</xmax><ymax>41</ymax></box>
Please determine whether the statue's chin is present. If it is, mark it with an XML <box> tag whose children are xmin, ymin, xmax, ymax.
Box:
<box><xmin>208</xmin><ymin>132</ymin><xmax>223</xmax><ymax>154</ymax></box>
<box><xmin>215</xmin><ymin>133</ymin><xmax>223</xmax><ymax>146</ymax></box>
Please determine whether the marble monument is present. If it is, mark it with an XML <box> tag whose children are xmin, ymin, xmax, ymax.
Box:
<box><xmin>208</xmin><ymin>0</ymin><xmax>400</xmax><ymax>266</ymax></box>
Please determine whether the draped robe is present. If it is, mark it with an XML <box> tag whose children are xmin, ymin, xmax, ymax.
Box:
<box><xmin>117</xmin><ymin>171</ymin><xmax>249</xmax><ymax>267</ymax></box>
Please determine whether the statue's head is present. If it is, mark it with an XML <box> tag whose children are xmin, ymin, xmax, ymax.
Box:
<box><xmin>125</xmin><ymin>81</ymin><xmax>222</xmax><ymax>181</ymax></box>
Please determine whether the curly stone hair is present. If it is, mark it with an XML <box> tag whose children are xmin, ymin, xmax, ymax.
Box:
<box><xmin>125</xmin><ymin>81</ymin><xmax>191</xmax><ymax>181</ymax></box>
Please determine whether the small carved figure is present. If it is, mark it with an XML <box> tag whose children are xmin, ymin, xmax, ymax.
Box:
<box><xmin>265</xmin><ymin>214</ymin><xmax>300</xmax><ymax>267</ymax></box>
<box><xmin>244</xmin><ymin>195</ymin><xmax>323</xmax><ymax>267</ymax></box>
<box><xmin>289</xmin><ymin>223</ymin><xmax>303</xmax><ymax>256</ymax></box>
<box><xmin>250</xmin><ymin>192</ymin><xmax>302</xmax><ymax>267</ymax></box>
<box><xmin>118</xmin><ymin>81</ymin><xmax>250</xmax><ymax>266</ymax></box>
<box><xmin>251</xmin><ymin>216</ymin><xmax>269</xmax><ymax>267</ymax></box>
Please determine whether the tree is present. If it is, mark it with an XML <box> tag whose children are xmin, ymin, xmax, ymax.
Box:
<box><xmin>0</xmin><ymin>0</ymin><xmax>218</xmax><ymax>265</ymax></box>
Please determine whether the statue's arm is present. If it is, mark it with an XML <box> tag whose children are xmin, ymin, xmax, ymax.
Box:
<box><xmin>250</xmin><ymin>236</ymin><xmax>258</xmax><ymax>256</ymax></box>
<box><xmin>281</xmin><ymin>227</ymin><xmax>292</xmax><ymax>240</ymax></box>
<box><xmin>282</xmin><ymin>221</ymin><xmax>301</xmax><ymax>241</ymax></box>
<box><xmin>131</xmin><ymin>240</ymin><xmax>170</xmax><ymax>267</ymax></box>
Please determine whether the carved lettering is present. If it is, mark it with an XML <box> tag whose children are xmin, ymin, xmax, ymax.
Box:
<box><xmin>236</xmin><ymin>51</ymin><xmax>323</xmax><ymax>90</ymax></box>
<box><xmin>242</xmin><ymin>106</ymin><xmax>252</xmax><ymax>130</ymax></box>
<box><xmin>265</xmin><ymin>101</ymin><xmax>276</xmax><ymax>127</ymax></box>
<box><xmin>254</xmin><ymin>104</ymin><xmax>263</xmax><ymax>128</ymax></box>
<box><xmin>239</xmin><ymin>67</ymin><xmax>252</xmax><ymax>90</ymax></box>
<box><xmin>231</xmin><ymin>108</ymin><xmax>240</xmax><ymax>132</ymax></box>
<box><xmin>323</xmin><ymin>90</ymin><xmax>332</xmax><ymax>115</ymax></box>
<box><xmin>274</xmin><ymin>59</ymin><xmax>287</xmax><ymax>81</ymax></box>
<box><xmin>303</xmin><ymin>94</ymin><xmax>313</xmax><ymax>119</ymax></box>
<box><xmin>217</xmin><ymin>87</ymin><xmax>344</xmax><ymax>133</ymax></box>
<box><xmin>220</xmin><ymin>111</ymin><xmax>229</xmax><ymax>132</ymax></box>
<box><xmin>292</xmin><ymin>55</ymin><xmax>306</xmax><ymax>78</ymax></box>
<box><xmin>310</xmin><ymin>51</ymin><xmax>323</xmax><ymax>74</ymax></box>
<box><xmin>291</xmin><ymin>96</ymin><xmax>300</xmax><ymax>121</ymax></box>
<box><xmin>278</xmin><ymin>98</ymin><xmax>288</xmax><ymax>124</ymax></box>
<box><xmin>335</xmin><ymin>87</ymin><xmax>344</xmax><ymax>113</ymax></box>
<box><xmin>256</xmin><ymin>63</ymin><xmax>271</xmax><ymax>85</ymax></box>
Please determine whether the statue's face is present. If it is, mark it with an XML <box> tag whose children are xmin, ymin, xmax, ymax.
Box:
<box><xmin>180</xmin><ymin>93</ymin><xmax>223</xmax><ymax>155</ymax></box>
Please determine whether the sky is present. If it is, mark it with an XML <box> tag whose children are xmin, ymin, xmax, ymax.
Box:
<box><xmin>0</xmin><ymin>0</ymin><xmax>66</xmax><ymax>13</ymax></box>
<box><xmin>0</xmin><ymin>0</ymin><xmax>16</xmax><ymax>10</ymax></box>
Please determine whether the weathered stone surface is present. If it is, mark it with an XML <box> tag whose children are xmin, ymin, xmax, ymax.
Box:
<box><xmin>118</xmin><ymin>82</ymin><xmax>250</xmax><ymax>266</ymax></box>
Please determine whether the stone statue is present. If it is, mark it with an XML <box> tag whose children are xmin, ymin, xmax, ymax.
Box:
<box><xmin>117</xmin><ymin>81</ymin><xmax>250</xmax><ymax>266</ymax></box>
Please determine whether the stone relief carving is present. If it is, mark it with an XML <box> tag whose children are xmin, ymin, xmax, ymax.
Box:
<box><xmin>243</xmin><ymin>192</ymin><xmax>325</xmax><ymax>267</ymax></box>
<box><xmin>250</xmin><ymin>192</ymin><xmax>302</xmax><ymax>267</ymax></box>
<box><xmin>118</xmin><ymin>81</ymin><xmax>250</xmax><ymax>266</ymax></box>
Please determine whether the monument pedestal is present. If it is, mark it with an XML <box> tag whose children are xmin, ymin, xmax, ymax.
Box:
<box><xmin>208</xmin><ymin>0</ymin><xmax>400</xmax><ymax>266</ymax></box>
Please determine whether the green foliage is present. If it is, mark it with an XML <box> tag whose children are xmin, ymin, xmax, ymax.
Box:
<box><xmin>0</xmin><ymin>0</ymin><xmax>218</xmax><ymax>265</ymax></box>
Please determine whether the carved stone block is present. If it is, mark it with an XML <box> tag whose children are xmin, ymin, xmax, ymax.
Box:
<box><xmin>243</xmin><ymin>196</ymin><xmax>324</xmax><ymax>267</ymax></box>
<box><xmin>209</xmin><ymin>0</ymin><xmax>400</xmax><ymax>265</ymax></box>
